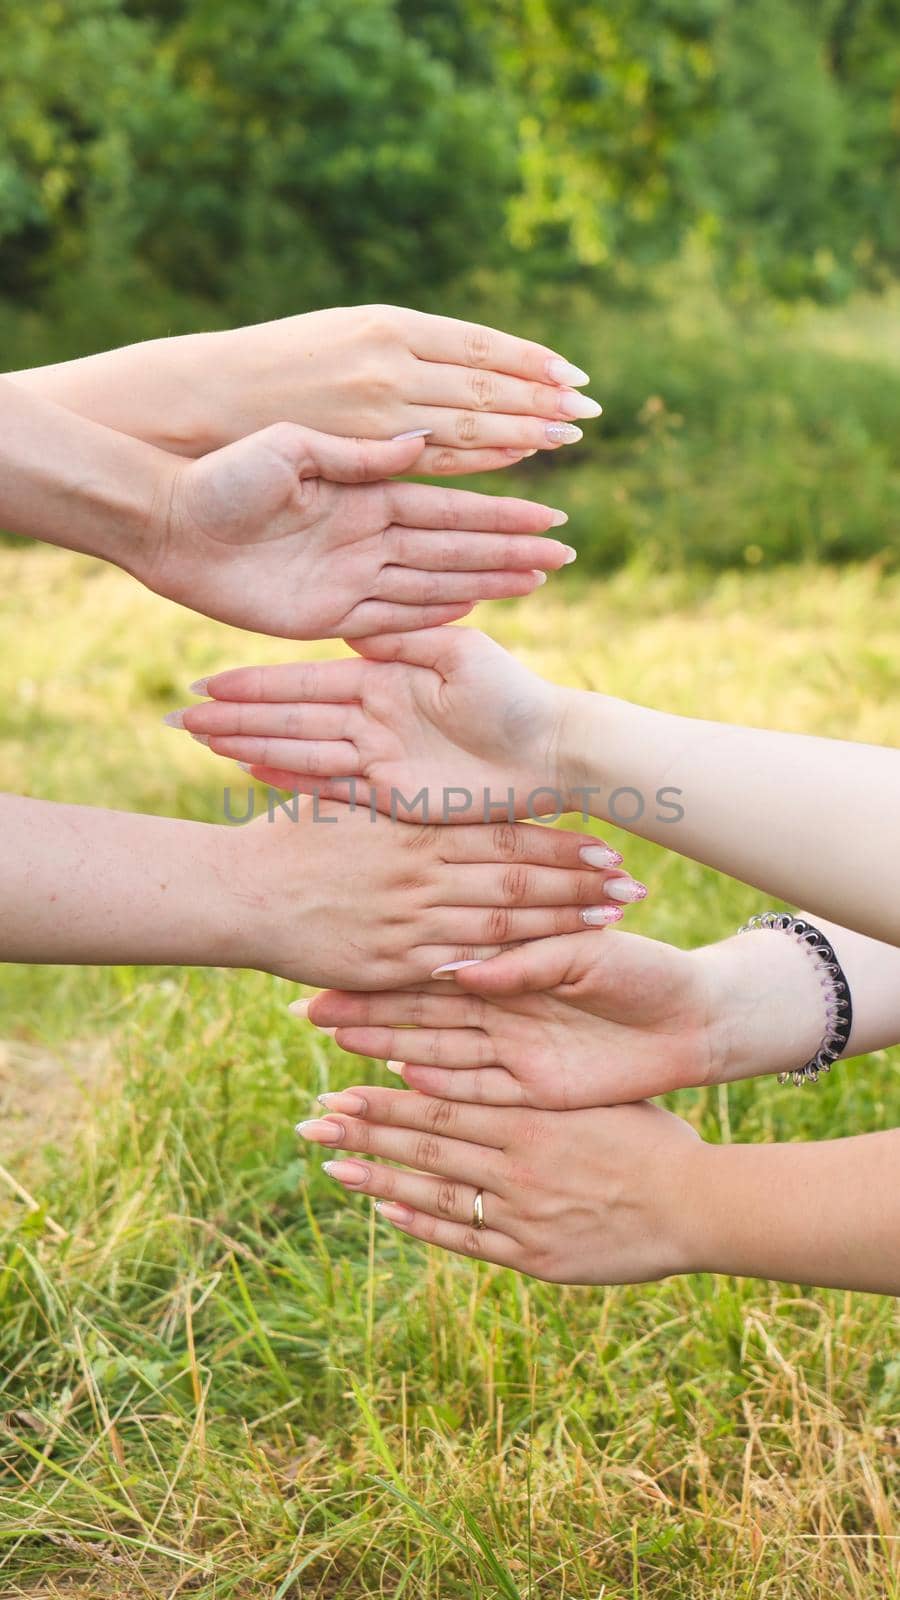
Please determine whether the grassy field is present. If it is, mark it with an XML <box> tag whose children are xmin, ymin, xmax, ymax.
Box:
<box><xmin>0</xmin><ymin>547</ymin><xmax>898</xmax><ymax>1599</ymax></box>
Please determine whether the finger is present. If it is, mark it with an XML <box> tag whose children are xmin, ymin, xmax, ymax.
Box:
<box><xmin>174</xmin><ymin>701</ymin><xmax>361</xmax><ymax>742</ymax></box>
<box><xmin>334</xmin><ymin>1025</ymin><xmax>495</xmax><ymax>1070</ymax></box>
<box><xmin>439</xmin><ymin>824</ymin><xmax>609</xmax><ymax>870</ymax></box>
<box><xmin>439</xmin><ymin>861</ymin><xmax>626</xmax><ymax>909</ymax></box>
<box><xmin>308</xmin><ymin>988</ymin><xmax>488</xmax><ymax>1030</ymax></box>
<box><xmin>385</xmin><ymin>529</ymin><xmax>575</xmax><ymax>573</ymax></box>
<box><xmin>384</xmin><ymin>483</ymin><xmax>568</xmax><ymax>535</ymax></box>
<box><xmin>320</xmin><ymin>1154</ymin><xmax>496</xmax><ymax>1230</ymax></box>
<box><xmin>451</xmin><ymin>931</ymin><xmax>598</xmax><ymax>995</ymax></box>
<box><xmin>417</xmin><ymin>445</ymin><xmax>540</xmax><ymax>476</ymax></box>
<box><xmin>203</xmin><ymin>735</ymin><xmax>360</xmax><ymax>777</ymax></box>
<box><xmin>308</xmin><ymin>1083</ymin><xmax>512</xmax><ymax>1148</ymax></box>
<box><xmin>194</xmin><ymin>659</ymin><xmax>367</xmax><ymax>705</ymax></box>
<box><xmin>295</xmin><ymin>1112</ymin><xmax>499</xmax><ymax>1185</ymax></box>
<box><xmin>406</xmin><ymin>311</ymin><xmax>589</xmax><ymax>389</ymax></box>
<box><xmin>372</xmin><ymin>567</ymin><xmax>547</xmax><ymax>605</ymax></box>
<box><xmin>405</xmin><ymin>360</ymin><xmax>599</xmax><ymax>424</ymax></box>
<box><xmin>400</xmin><ymin>1062</ymin><xmax>528</xmax><ymax>1107</ymax></box>
<box><xmin>297</xmin><ymin>428</ymin><xmax>431</xmax><ymax>484</ymax></box>
<box><xmin>376</xmin><ymin>1203</ymin><xmax>520</xmax><ymax>1269</ymax></box>
<box><xmin>391</xmin><ymin>408</ymin><xmax>584</xmax><ymax>453</ymax></box>
<box><xmin>428</xmin><ymin>904</ymin><xmax>619</xmax><ymax>945</ymax></box>
<box><xmin>233</xmin><ymin>768</ymin><xmax>349</xmax><ymax>796</ymax></box>
<box><xmin>340</xmin><ymin>600</ymin><xmax>474</xmax><ymax>637</ymax></box>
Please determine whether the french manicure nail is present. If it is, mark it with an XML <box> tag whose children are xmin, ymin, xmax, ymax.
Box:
<box><xmin>562</xmin><ymin>546</ymin><xmax>577</xmax><ymax>565</ymax></box>
<box><xmin>295</xmin><ymin>1118</ymin><xmax>344</xmax><ymax>1145</ymax></box>
<box><xmin>189</xmin><ymin>678</ymin><xmax>209</xmax><ymax>695</ymax></box>
<box><xmin>558</xmin><ymin>392</ymin><xmax>603</xmax><ymax>421</ymax></box>
<box><xmin>605</xmin><ymin>877</ymin><xmax>649</xmax><ymax>904</ymax></box>
<box><xmin>162</xmin><ymin>710</ymin><xmax>186</xmax><ymax>729</ymax></box>
<box><xmin>318</xmin><ymin>1091</ymin><xmax>367</xmax><ymax>1115</ymax></box>
<box><xmin>376</xmin><ymin>1201</ymin><xmax>415</xmax><ymax>1225</ymax></box>
<box><xmin>386</xmin><ymin>1060</ymin><xmax>404</xmax><ymax>1076</ymax></box>
<box><xmin>545</xmin><ymin>423</ymin><xmax>583</xmax><ymax>446</ymax></box>
<box><xmin>582</xmin><ymin>905</ymin><xmax>625</xmax><ymax>926</ymax></box>
<box><xmin>431</xmin><ymin>960</ymin><xmax>486</xmax><ymax>978</ymax></box>
<box><xmin>547</xmin><ymin>509</ymin><xmax>569</xmax><ymax>527</ymax></box>
<box><xmin>392</xmin><ymin>428</ymin><xmax>433</xmax><ymax>441</ymax></box>
<box><xmin>579</xmin><ymin>843</ymin><xmax>624</xmax><ymax>869</ymax></box>
<box><xmin>547</xmin><ymin>358</ymin><xmax>590</xmax><ymax>387</ymax></box>
<box><xmin>322</xmin><ymin>1159</ymin><xmax>370</xmax><ymax>1185</ymax></box>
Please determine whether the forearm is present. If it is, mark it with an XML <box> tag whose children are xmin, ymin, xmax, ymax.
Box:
<box><xmin>0</xmin><ymin>378</ymin><xmax>172</xmax><ymax>575</ymax></box>
<box><xmin>563</xmin><ymin>692</ymin><xmax>900</xmax><ymax>945</ymax></box>
<box><xmin>0</xmin><ymin>796</ymin><xmax>249</xmax><ymax>968</ymax></box>
<box><xmin>6</xmin><ymin>332</ymin><xmax>230</xmax><ymax>458</ymax></box>
<box><xmin>699</xmin><ymin>919</ymin><xmax>900</xmax><ymax>1083</ymax></box>
<box><xmin>684</xmin><ymin>1132</ymin><xmax>900</xmax><ymax>1293</ymax></box>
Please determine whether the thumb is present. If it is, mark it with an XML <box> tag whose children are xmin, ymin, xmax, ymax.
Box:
<box><xmin>448</xmin><ymin>933</ymin><xmax>597</xmax><ymax>996</ymax></box>
<box><xmin>292</xmin><ymin>426</ymin><xmax>431</xmax><ymax>485</ymax></box>
<box><xmin>348</xmin><ymin>624</ymin><xmax>468</xmax><ymax>671</ymax></box>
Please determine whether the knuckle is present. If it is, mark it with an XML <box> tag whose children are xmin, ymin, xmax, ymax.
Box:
<box><xmin>415</xmin><ymin>1133</ymin><xmax>443</xmax><ymax>1170</ymax></box>
<box><xmin>454</xmin><ymin>412</ymin><xmax>480</xmax><ymax>445</ymax></box>
<box><xmin>492</xmin><ymin>822</ymin><xmax>524</xmax><ymax>860</ymax></box>
<box><xmin>464</xmin><ymin>327</ymin><xmax>494</xmax><ymax>368</ymax></box>
<box><xmin>437</xmin><ymin>1181</ymin><xmax>460</xmax><ymax>1216</ymax></box>
<box><xmin>426</xmin><ymin>1098</ymin><xmax>457</xmax><ymax>1134</ymax></box>
<box><xmin>487</xmin><ymin>906</ymin><xmax>513</xmax><ymax>943</ymax></box>
<box><xmin>469</xmin><ymin>370</ymin><xmax>497</xmax><ymax>409</ymax></box>
<box><xmin>433</xmin><ymin>448</ymin><xmax>458</xmax><ymax>474</ymax></box>
<box><xmin>501</xmin><ymin>864</ymin><xmax>531</xmax><ymax>904</ymax></box>
<box><xmin>462</xmin><ymin>1227</ymin><xmax>485</xmax><ymax>1257</ymax></box>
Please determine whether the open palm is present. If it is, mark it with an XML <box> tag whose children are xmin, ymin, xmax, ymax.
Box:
<box><xmin>305</xmin><ymin>928</ymin><xmax>719</xmax><ymax>1108</ymax></box>
<box><xmin>152</xmin><ymin>426</ymin><xmax>572</xmax><ymax>641</ymax></box>
<box><xmin>177</xmin><ymin>626</ymin><xmax>570</xmax><ymax>823</ymax></box>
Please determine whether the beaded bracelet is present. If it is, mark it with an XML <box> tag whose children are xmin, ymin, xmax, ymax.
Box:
<box><xmin>738</xmin><ymin>912</ymin><xmax>853</xmax><ymax>1086</ymax></box>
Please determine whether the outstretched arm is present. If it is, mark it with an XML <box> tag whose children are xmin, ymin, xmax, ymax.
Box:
<box><xmin>6</xmin><ymin>305</ymin><xmax>600</xmax><ymax>474</ymax></box>
<box><xmin>176</xmin><ymin>627</ymin><xmax>900</xmax><ymax>945</ymax></box>
<box><xmin>295</xmin><ymin>1084</ymin><xmax>900</xmax><ymax>1295</ymax></box>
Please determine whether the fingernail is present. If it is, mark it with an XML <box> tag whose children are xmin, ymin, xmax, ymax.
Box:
<box><xmin>547</xmin><ymin>359</ymin><xmax>590</xmax><ymax>387</ymax></box>
<box><xmin>558</xmin><ymin>392</ymin><xmax>603</xmax><ymax>421</ymax></box>
<box><xmin>547</xmin><ymin>509</ymin><xmax>569</xmax><ymax>527</ymax></box>
<box><xmin>505</xmin><ymin>448</ymin><xmax>538</xmax><ymax>459</ymax></box>
<box><xmin>386</xmin><ymin>1060</ymin><xmax>404</xmax><ymax>1075</ymax></box>
<box><xmin>545</xmin><ymin>423</ymin><xmax>583</xmax><ymax>446</ymax></box>
<box><xmin>431</xmin><ymin>959</ymin><xmax>485</xmax><ymax>978</ymax></box>
<box><xmin>582</xmin><ymin>905</ymin><xmax>624</xmax><ymax>926</ymax></box>
<box><xmin>376</xmin><ymin>1201</ymin><xmax>415</xmax><ymax>1225</ymax></box>
<box><xmin>533</xmin><ymin>571</ymin><xmax>548</xmax><ymax>586</ymax></box>
<box><xmin>189</xmin><ymin>678</ymin><xmax>209</xmax><ymax>695</ymax></box>
<box><xmin>294</xmin><ymin>1118</ymin><xmax>344</xmax><ymax>1145</ymax></box>
<box><xmin>562</xmin><ymin>546</ymin><xmax>577</xmax><ymax>565</ymax></box>
<box><xmin>391</xmin><ymin>428</ymin><xmax>433</xmax><ymax>441</ymax></box>
<box><xmin>318</xmin><ymin>1091</ymin><xmax>367</xmax><ymax>1115</ymax></box>
<box><xmin>189</xmin><ymin>732</ymin><xmax>210</xmax><ymax>747</ymax></box>
<box><xmin>287</xmin><ymin>999</ymin><xmax>310</xmax><ymax>1018</ymax></box>
<box><xmin>322</xmin><ymin>1159</ymin><xmax>370</xmax><ymax>1185</ymax></box>
<box><xmin>162</xmin><ymin>710</ymin><xmax>186</xmax><ymax>729</ymax></box>
<box><xmin>605</xmin><ymin>877</ymin><xmax>649</xmax><ymax>904</ymax></box>
<box><xmin>579</xmin><ymin>843</ymin><xmax>623</xmax><ymax>869</ymax></box>
<box><xmin>236</xmin><ymin>761</ymin><xmax>253</xmax><ymax>773</ymax></box>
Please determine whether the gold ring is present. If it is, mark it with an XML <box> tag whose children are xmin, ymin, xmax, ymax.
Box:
<box><xmin>472</xmin><ymin>1190</ymin><xmax>486</xmax><ymax>1231</ymax></box>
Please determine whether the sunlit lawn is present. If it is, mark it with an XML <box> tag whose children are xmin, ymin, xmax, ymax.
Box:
<box><xmin>1</xmin><ymin>547</ymin><xmax>898</xmax><ymax>1598</ymax></box>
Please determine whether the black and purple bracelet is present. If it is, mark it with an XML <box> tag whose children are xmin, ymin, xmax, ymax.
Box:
<box><xmin>738</xmin><ymin>912</ymin><xmax>853</xmax><ymax>1086</ymax></box>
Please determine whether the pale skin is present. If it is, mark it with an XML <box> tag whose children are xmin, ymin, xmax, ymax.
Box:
<box><xmin>180</xmin><ymin>626</ymin><xmax>900</xmax><ymax>945</ymax></box>
<box><xmin>6</xmin><ymin>303</ymin><xmax>599</xmax><ymax>474</ymax></box>
<box><xmin>1</xmin><ymin>384</ymin><xmax>583</xmax><ymax>639</ymax></box>
<box><xmin>0</xmin><ymin>796</ymin><xmax>628</xmax><ymax>989</ymax></box>
<box><xmin>294</xmin><ymin>1088</ymin><xmax>900</xmax><ymax>1294</ymax></box>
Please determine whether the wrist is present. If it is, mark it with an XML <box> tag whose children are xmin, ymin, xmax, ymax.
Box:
<box><xmin>694</xmin><ymin>930</ymin><xmax>827</xmax><ymax>1085</ymax></box>
<box><xmin>557</xmin><ymin>688</ymin><xmax>670</xmax><ymax>826</ymax></box>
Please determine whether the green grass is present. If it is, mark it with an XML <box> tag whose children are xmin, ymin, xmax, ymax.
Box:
<box><xmin>0</xmin><ymin>548</ymin><xmax>898</xmax><ymax>1596</ymax></box>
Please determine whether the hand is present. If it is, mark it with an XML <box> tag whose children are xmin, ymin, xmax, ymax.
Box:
<box><xmin>294</xmin><ymin>1085</ymin><xmax>703</xmax><ymax>1284</ymax></box>
<box><xmin>218</xmin><ymin>305</ymin><xmax>601</xmax><ymax>474</ymax></box>
<box><xmin>148</xmin><ymin>427</ymin><xmax>577</xmax><ymax>640</ymax></box>
<box><xmin>303</xmin><ymin>923</ymin><xmax>834</xmax><ymax>1106</ymax></box>
<box><xmin>236</xmin><ymin>800</ymin><xmax>633</xmax><ymax>989</ymax></box>
<box><xmin>167</xmin><ymin>626</ymin><xmax>574</xmax><ymax>818</ymax></box>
